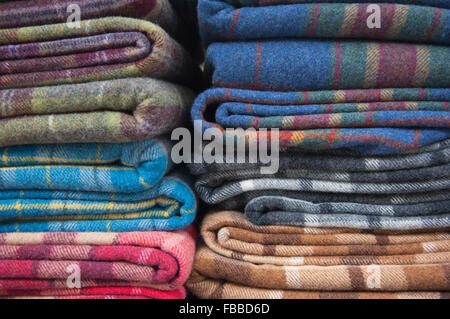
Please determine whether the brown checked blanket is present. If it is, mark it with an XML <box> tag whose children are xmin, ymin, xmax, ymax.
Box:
<box><xmin>187</xmin><ymin>211</ymin><xmax>450</xmax><ymax>299</ymax></box>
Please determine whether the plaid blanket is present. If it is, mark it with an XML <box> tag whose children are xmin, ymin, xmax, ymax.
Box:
<box><xmin>199</xmin><ymin>0</ymin><xmax>450</xmax><ymax>46</ymax></box>
<box><xmin>0</xmin><ymin>17</ymin><xmax>201</xmax><ymax>89</ymax></box>
<box><xmin>192</xmin><ymin>88</ymin><xmax>450</xmax><ymax>154</ymax></box>
<box><xmin>0</xmin><ymin>227</ymin><xmax>196</xmax><ymax>299</ymax></box>
<box><xmin>215</xmin><ymin>0</ymin><xmax>450</xmax><ymax>9</ymax></box>
<box><xmin>246</xmin><ymin>196</ymin><xmax>449</xmax><ymax>230</ymax></box>
<box><xmin>0</xmin><ymin>78</ymin><xmax>195</xmax><ymax>147</ymax></box>
<box><xmin>188</xmin><ymin>139</ymin><xmax>449</xmax><ymax>228</ymax></box>
<box><xmin>2</xmin><ymin>287</ymin><xmax>186</xmax><ymax>299</ymax></box>
<box><xmin>206</xmin><ymin>40</ymin><xmax>449</xmax><ymax>91</ymax></box>
<box><xmin>186</xmin><ymin>211</ymin><xmax>450</xmax><ymax>299</ymax></box>
<box><xmin>0</xmin><ymin>0</ymin><xmax>200</xmax><ymax>58</ymax></box>
<box><xmin>0</xmin><ymin>138</ymin><xmax>197</xmax><ymax>232</ymax></box>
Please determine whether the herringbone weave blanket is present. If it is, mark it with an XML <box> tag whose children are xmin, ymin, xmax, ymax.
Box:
<box><xmin>192</xmin><ymin>88</ymin><xmax>450</xmax><ymax>154</ymax></box>
<box><xmin>0</xmin><ymin>227</ymin><xmax>196</xmax><ymax>298</ymax></box>
<box><xmin>206</xmin><ymin>40</ymin><xmax>449</xmax><ymax>91</ymax></box>
<box><xmin>187</xmin><ymin>211</ymin><xmax>450</xmax><ymax>299</ymax></box>
<box><xmin>0</xmin><ymin>78</ymin><xmax>195</xmax><ymax>147</ymax></box>
<box><xmin>0</xmin><ymin>17</ymin><xmax>200</xmax><ymax>89</ymax></box>
<box><xmin>0</xmin><ymin>138</ymin><xmax>197</xmax><ymax>232</ymax></box>
<box><xmin>199</xmin><ymin>0</ymin><xmax>450</xmax><ymax>46</ymax></box>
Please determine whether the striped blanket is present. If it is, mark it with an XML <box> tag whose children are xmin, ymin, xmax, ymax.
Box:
<box><xmin>206</xmin><ymin>40</ymin><xmax>449</xmax><ymax>91</ymax></box>
<box><xmin>0</xmin><ymin>78</ymin><xmax>195</xmax><ymax>147</ymax></box>
<box><xmin>0</xmin><ymin>0</ymin><xmax>200</xmax><ymax>59</ymax></box>
<box><xmin>189</xmin><ymin>139</ymin><xmax>449</xmax><ymax>229</ymax></box>
<box><xmin>0</xmin><ymin>17</ymin><xmax>200</xmax><ymax>89</ymax></box>
<box><xmin>187</xmin><ymin>211</ymin><xmax>450</xmax><ymax>299</ymax></box>
<box><xmin>192</xmin><ymin>88</ymin><xmax>450</xmax><ymax>154</ymax></box>
<box><xmin>199</xmin><ymin>0</ymin><xmax>450</xmax><ymax>46</ymax></box>
<box><xmin>215</xmin><ymin>0</ymin><xmax>450</xmax><ymax>9</ymax></box>
<box><xmin>0</xmin><ymin>138</ymin><xmax>197</xmax><ymax>232</ymax></box>
<box><xmin>0</xmin><ymin>227</ymin><xmax>196</xmax><ymax>299</ymax></box>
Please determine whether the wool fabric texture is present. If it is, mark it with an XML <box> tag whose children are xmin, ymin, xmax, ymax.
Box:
<box><xmin>215</xmin><ymin>0</ymin><xmax>450</xmax><ymax>9</ymax></box>
<box><xmin>0</xmin><ymin>17</ymin><xmax>200</xmax><ymax>89</ymax></box>
<box><xmin>0</xmin><ymin>0</ymin><xmax>200</xmax><ymax>59</ymax></box>
<box><xmin>0</xmin><ymin>227</ymin><xmax>196</xmax><ymax>298</ymax></box>
<box><xmin>0</xmin><ymin>138</ymin><xmax>197</xmax><ymax>232</ymax></box>
<box><xmin>192</xmin><ymin>88</ymin><xmax>450</xmax><ymax>154</ymax></box>
<box><xmin>206</xmin><ymin>40</ymin><xmax>449</xmax><ymax>91</ymax></box>
<box><xmin>199</xmin><ymin>0</ymin><xmax>450</xmax><ymax>46</ymax></box>
<box><xmin>186</xmin><ymin>211</ymin><xmax>450</xmax><ymax>299</ymax></box>
<box><xmin>188</xmin><ymin>139</ymin><xmax>450</xmax><ymax>228</ymax></box>
<box><xmin>0</xmin><ymin>78</ymin><xmax>195</xmax><ymax>147</ymax></box>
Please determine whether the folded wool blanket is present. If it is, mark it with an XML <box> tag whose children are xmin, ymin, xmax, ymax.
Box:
<box><xmin>1</xmin><ymin>287</ymin><xmax>186</xmax><ymax>299</ymax></box>
<box><xmin>192</xmin><ymin>87</ymin><xmax>450</xmax><ymax>154</ymax></box>
<box><xmin>0</xmin><ymin>227</ymin><xmax>196</xmax><ymax>298</ymax></box>
<box><xmin>186</xmin><ymin>211</ymin><xmax>450</xmax><ymax>299</ymax></box>
<box><xmin>0</xmin><ymin>17</ymin><xmax>201</xmax><ymax>89</ymax></box>
<box><xmin>211</xmin><ymin>1</ymin><xmax>450</xmax><ymax>9</ymax></box>
<box><xmin>189</xmin><ymin>139</ymin><xmax>450</xmax><ymax>227</ymax></box>
<box><xmin>0</xmin><ymin>0</ymin><xmax>199</xmax><ymax>59</ymax></box>
<box><xmin>0</xmin><ymin>138</ymin><xmax>197</xmax><ymax>232</ymax></box>
<box><xmin>199</xmin><ymin>0</ymin><xmax>450</xmax><ymax>46</ymax></box>
<box><xmin>0</xmin><ymin>78</ymin><xmax>195</xmax><ymax>147</ymax></box>
<box><xmin>206</xmin><ymin>40</ymin><xmax>449</xmax><ymax>91</ymax></box>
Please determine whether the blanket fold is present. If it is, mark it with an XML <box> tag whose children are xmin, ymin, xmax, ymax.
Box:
<box><xmin>199</xmin><ymin>0</ymin><xmax>450</xmax><ymax>46</ymax></box>
<box><xmin>192</xmin><ymin>88</ymin><xmax>450</xmax><ymax>154</ymax></box>
<box><xmin>0</xmin><ymin>227</ymin><xmax>196</xmax><ymax>298</ymax></box>
<box><xmin>188</xmin><ymin>139</ymin><xmax>449</xmax><ymax>229</ymax></box>
<box><xmin>0</xmin><ymin>78</ymin><xmax>195</xmax><ymax>147</ymax></box>
<box><xmin>206</xmin><ymin>40</ymin><xmax>449</xmax><ymax>91</ymax></box>
<box><xmin>0</xmin><ymin>17</ymin><xmax>201</xmax><ymax>89</ymax></box>
<box><xmin>0</xmin><ymin>0</ymin><xmax>201</xmax><ymax>59</ymax></box>
<box><xmin>0</xmin><ymin>138</ymin><xmax>197</xmax><ymax>232</ymax></box>
<box><xmin>186</xmin><ymin>211</ymin><xmax>450</xmax><ymax>298</ymax></box>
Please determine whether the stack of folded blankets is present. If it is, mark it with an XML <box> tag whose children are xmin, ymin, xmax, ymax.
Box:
<box><xmin>0</xmin><ymin>0</ymin><xmax>200</xmax><ymax>299</ymax></box>
<box><xmin>187</xmin><ymin>0</ymin><xmax>450</xmax><ymax>299</ymax></box>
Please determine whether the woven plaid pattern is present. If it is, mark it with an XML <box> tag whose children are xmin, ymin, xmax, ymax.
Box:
<box><xmin>192</xmin><ymin>88</ymin><xmax>450</xmax><ymax>154</ymax></box>
<box><xmin>206</xmin><ymin>40</ymin><xmax>449</xmax><ymax>91</ymax></box>
<box><xmin>0</xmin><ymin>227</ymin><xmax>196</xmax><ymax>297</ymax></box>
<box><xmin>0</xmin><ymin>0</ymin><xmax>178</xmax><ymax>38</ymax></box>
<box><xmin>186</xmin><ymin>211</ymin><xmax>450</xmax><ymax>298</ymax></box>
<box><xmin>0</xmin><ymin>78</ymin><xmax>195</xmax><ymax>147</ymax></box>
<box><xmin>0</xmin><ymin>0</ymin><xmax>200</xmax><ymax>59</ymax></box>
<box><xmin>218</xmin><ymin>0</ymin><xmax>450</xmax><ymax>9</ymax></box>
<box><xmin>0</xmin><ymin>17</ymin><xmax>200</xmax><ymax>89</ymax></box>
<box><xmin>1</xmin><ymin>287</ymin><xmax>186</xmax><ymax>299</ymax></box>
<box><xmin>200</xmin><ymin>1</ymin><xmax>450</xmax><ymax>46</ymax></box>
<box><xmin>0</xmin><ymin>138</ymin><xmax>197</xmax><ymax>232</ymax></box>
<box><xmin>188</xmin><ymin>139</ymin><xmax>450</xmax><ymax>224</ymax></box>
<box><xmin>246</xmin><ymin>196</ymin><xmax>449</xmax><ymax>230</ymax></box>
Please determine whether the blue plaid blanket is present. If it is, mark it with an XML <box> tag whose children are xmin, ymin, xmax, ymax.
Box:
<box><xmin>0</xmin><ymin>138</ymin><xmax>197</xmax><ymax>232</ymax></box>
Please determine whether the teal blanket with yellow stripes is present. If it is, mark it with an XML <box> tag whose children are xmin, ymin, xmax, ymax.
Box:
<box><xmin>0</xmin><ymin>138</ymin><xmax>196</xmax><ymax>232</ymax></box>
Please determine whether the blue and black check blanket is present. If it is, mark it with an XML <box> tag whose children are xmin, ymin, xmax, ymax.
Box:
<box><xmin>0</xmin><ymin>138</ymin><xmax>196</xmax><ymax>232</ymax></box>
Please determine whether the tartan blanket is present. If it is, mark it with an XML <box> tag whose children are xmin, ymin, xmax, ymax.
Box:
<box><xmin>0</xmin><ymin>17</ymin><xmax>200</xmax><ymax>89</ymax></box>
<box><xmin>192</xmin><ymin>88</ymin><xmax>450</xmax><ymax>154</ymax></box>
<box><xmin>186</xmin><ymin>211</ymin><xmax>450</xmax><ymax>299</ymax></box>
<box><xmin>0</xmin><ymin>227</ymin><xmax>196</xmax><ymax>299</ymax></box>
<box><xmin>188</xmin><ymin>139</ymin><xmax>449</xmax><ymax>229</ymax></box>
<box><xmin>199</xmin><ymin>0</ymin><xmax>450</xmax><ymax>46</ymax></box>
<box><xmin>0</xmin><ymin>0</ymin><xmax>199</xmax><ymax>60</ymax></box>
<box><xmin>0</xmin><ymin>78</ymin><xmax>195</xmax><ymax>147</ymax></box>
<box><xmin>206</xmin><ymin>40</ymin><xmax>449</xmax><ymax>91</ymax></box>
<box><xmin>0</xmin><ymin>138</ymin><xmax>197</xmax><ymax>232</ymax></box>
<box><xmin>214</xmin><ymin>0</ymin><xmax>450</xmax><ymax>9</ymax></box>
